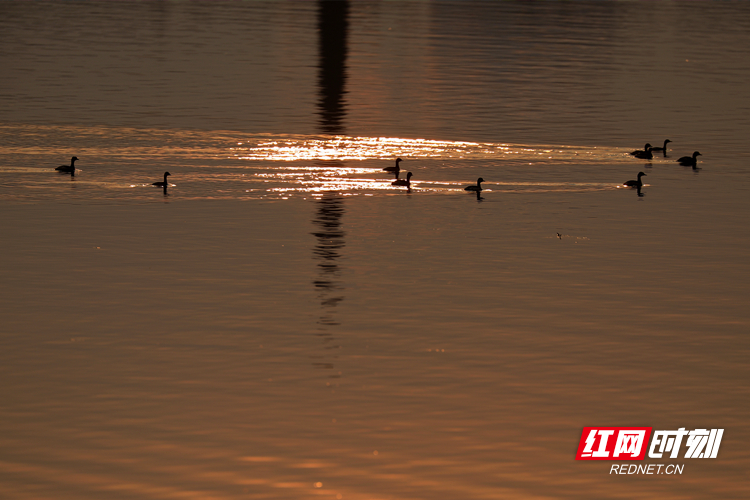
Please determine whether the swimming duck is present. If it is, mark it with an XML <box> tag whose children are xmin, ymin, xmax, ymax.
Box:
<box><xmin>465</xmin><ymin>177</ymin><xmax>484</xmax><ymax>192</ymax></box>
<box><xmin>632</xmin><ymin>147</ymin><xmax>653</xmax><ymax>160</ymax></box>
<box><xmin>623</xmin><ymin>172</ymin><xmax>646</xmax><ymax>188</ymax></box>
<box><xmin>650</xmin><ymin>139</ymin><xmax>671</xmax><ymax>153</ymax></box>
<box><xmin>677</xmin><ymin>151</ymin><xmax>701</xmax><ymax>167</ymax></box>
<box><xmin>392</xmin><ymin>171</ymin><xmax>412</xmax><ymax>187</ymax></box>
<box><xmin>383</xmin><ymin>158</ymin><xmax>402</xmax><ymax>173</ymax></box>
<box><xmin>630</xmin><ymin>143</ymin><xmax>652</xmax><ymax>156</ymax></box>
<box><xmin>55</xmin><ymin>156</ymin><xmax>78</xmax><ymax>172</ymax></box>
<box><xmin>152</xmin><ymin>171</ymin><xmax>171</xmax><ymax>187</ymax></box>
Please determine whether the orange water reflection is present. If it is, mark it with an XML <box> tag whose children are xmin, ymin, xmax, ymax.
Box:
<box><xmin>0</xmin><ymin>124</ymin><xmax>642</xmax><ymax>201</ymax></box>
<box><xmin>232</xmin><ymin>134</ymin><xmax>610</xmax><ymax>163</ymax></box>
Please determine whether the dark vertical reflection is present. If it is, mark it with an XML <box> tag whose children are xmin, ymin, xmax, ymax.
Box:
<box><xmin>311</xmin><ymin>1</ymin><xmax>349</xmax><ymax>376</ymax></box>
<box><xmin>312</xmin><ymin>193</ymin><xmax>346</xmax><ymax>327</ymax></box>
<box><xmin>317</xmin><ymin>0</ymin><xmax>349</xmax><ymax>135</ymax></box>
<box><xmin>310</xmin><ymin>191</ymin><xmax>345</xmax><ymax>377</ymax></box>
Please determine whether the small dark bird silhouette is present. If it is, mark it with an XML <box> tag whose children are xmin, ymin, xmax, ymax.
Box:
<box><xmin>677</xmin><ymin>151</ymin><xmax>701</xmax><ymax>168</ymax></box>
<box><xmin>557</xmin><ymin>233</ymin><xmax>562</xmax><ymax>240</ymax></box>
<box><xmin>153</xmin><ymin>171</ymin><xmax>171</xmax><ymax>187</ymax></box>
<box><xmin>630</xmin><ymin>143</ymin><xmax>652</xmax><ymax>156</ymax></box>
<box><xmin>55</xmin><ymin>156</ymin><xmax>78</xmax><ymax>173</ymax></box>
<box><xmin>624</xmin><ymin>172</ymin><xmax>647</xmax><ymax>188</ymax></box>
<box><xmin>392</xmin><ymin>171</ymin><xmax>412</xmax><ymax>187</ymax></box>
<box><xmin>651</xmin><ymin>139</ymin><xmax>671</xmax><ymax>154</ymax></box>
<box><xmin>465</xmin><ymin>177</ymin><xmax>484</xmax><ymax>192</ymax></box>
<box><xmin>383</xmin><ymin>158</ymin><xmax>402</xmax><ymax>173</ymax></box>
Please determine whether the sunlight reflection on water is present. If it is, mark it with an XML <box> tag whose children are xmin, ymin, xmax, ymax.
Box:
<box><xmin>3</xmin><ymin>1</ymin><xmax>750</xmax><ymax>497</ymax></box>
<box><xmin>233</xmin><ymin>134</ymin><xmax>611</xmax><ymax>164</ymax></box>
<box><xmin>0</xmin><ymin>124</ymin><xmax>628</xmax><ymax>200</ymax></box>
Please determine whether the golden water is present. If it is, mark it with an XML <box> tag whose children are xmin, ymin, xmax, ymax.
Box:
<box><xmin>1</xmin><ymin>1</ymin><xmax>749</xmax><ymax>498</ymax></box>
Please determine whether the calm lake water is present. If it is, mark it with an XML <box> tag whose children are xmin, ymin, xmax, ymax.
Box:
<box><xmin>1</xmin><ymin>1</ymin><xmax>749</xmax><ymax>499</ymax></box>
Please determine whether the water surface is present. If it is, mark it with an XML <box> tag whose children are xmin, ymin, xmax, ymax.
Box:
<box><xmin>1</xmin><ymin>2</ymin><xmax>749</xmax><ymax>499</ymax></box>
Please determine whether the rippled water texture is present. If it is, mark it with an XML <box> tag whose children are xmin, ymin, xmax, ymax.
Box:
<box><xmin>1</xmin><ymin>2</ymin><xmax>749</xmax><ymax>499</ymax></box>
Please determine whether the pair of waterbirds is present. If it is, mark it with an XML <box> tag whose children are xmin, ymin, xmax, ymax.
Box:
<box><xmin>56</xmin><ymin>157</ymin><xmax>171</xmax><ymax>188</ymax></box>
<box><xmin>384</xmin><ymin>158</ymin><xmax>484</xmax><ymax>193</ymax></box>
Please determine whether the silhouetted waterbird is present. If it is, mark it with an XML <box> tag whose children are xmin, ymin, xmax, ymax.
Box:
<box><xmin>465</xmin><ymin>178</ymin><xmax>484</xmax><ymax>192</ymax></box>
<box><xmin>383</xmin><ymin>158</ymin><xmax>402</xmax><ymax>173</ymax></box>
<box><xmin>624</xmin><ymin>172</ymin><xmax>647</xmax><ymax>188</ymax></box>
<box><xmin>55</xmin><ymin>156</ymin><xmax>78</xmax><ymax>173</ymax></box>
<box><xmin>153</xmin><ymin>172</ymin><xmax>171</xmax><ymax>187</ymax></box>
<box><xmin>632</xmin><ymin>147</ymin><xmax>653</xmax><ymax>160</ymax></box>
<box><xmin>392</xmin><ymin>171</ymin><xmax>412</xmax><ymax>187</ymax></box>
<box><xmin>677</xmin><ymin>151</ymin><xmax>701</xmax><ymax>167</ymax></box>
<box><xmin>651</xmin><ymin>139</ymin><xmax>671</xmax><ymax>154</ymax></box>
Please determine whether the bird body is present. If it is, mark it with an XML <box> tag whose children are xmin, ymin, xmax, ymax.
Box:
<box><xmin>677</xmin><ymin>151</ymin><xmax>701</xmax><ymax>167</ymax></box>
<box><xmin>632</xmin><ymin>147</ymin><xmax>653</xmax><ymax>160</ymax></box>
<box><xmin>630</xmin><ymin>143</ymin><xmax>652</xmax><ymax>156</ymax></box>
<box><xmin>55</xmin><ymin>156</ymin><xmax>78</xmax><ymax>172</ymax></box>
<box><xmin>624</xmin><ymin>172</ymin><xmax>647</xmax><ymax>188</ymax></box>
<box><xmin>384</xmin><ymin>158</ymin><xmax>402</xmax><ymax>172</ymax></box>
<box><xmin>392</xmin><ymin>171</ymin><xmax>412</xmax><ymax>187</ymax></box>
<box><xmin>153</xmin><ymin>171</ymin><xmax>171</xmax><ymax>187</ymax></box>
<box><xmin>465</xmin><ymin>177</ymin><xmax>484</xmax><ymax>192</ymax></box>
